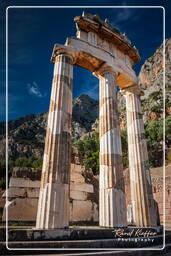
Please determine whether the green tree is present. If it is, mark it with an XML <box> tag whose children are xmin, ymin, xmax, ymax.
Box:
<box><xmin>165</xmin><ymin>116</ymin><xmax>171</xmax><ymax>145</ymax></box>
<box><xmin>32</xmin><ymin>158</ymin><xmax>43</xmax><ymax>169</ymax></box>
<box><xmin>74</xmin><ymin>132</ymin><xmax>99</xmax><ymax>175</ymax></box>
<box><xmin>144</xmin><ymin>117</ymin><xmax>171</xmax><ymax>167</ymax></box>
<box><xmin>0</xmin><ymin>160</ymin><xmax>6</xmax><ymax>189</ymax></box>
<box><xmin>121</xmin><ymin>129</ymin><xmax>128</xmax><ymax>168</ymax></box>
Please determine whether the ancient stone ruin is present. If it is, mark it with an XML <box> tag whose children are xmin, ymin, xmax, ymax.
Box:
<box><xmin>35</xmin><ymin>12</ymin><xmax>158</xmax><ymax>229</ymax></box>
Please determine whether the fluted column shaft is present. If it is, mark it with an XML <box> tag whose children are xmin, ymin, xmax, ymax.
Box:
<box><xmin>98</xmin><ymin>70</ymin><xmax>127</xmax><ymax>227</ymax></box>
<box><xmin>125</xmin><ymin>89</ymin><xmax>157</xmax><ymax>227</ymax></box>
<box><xmin>36</xmin><ymin>53</ymin><xmax>73</xmax><ymax>229</ymax></box>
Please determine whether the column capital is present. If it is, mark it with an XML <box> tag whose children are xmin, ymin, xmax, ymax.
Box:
<box><xmin>54</xmin><ymin>52</ymin><xmax>75</xmax><ymax>65</ymax></box>
<box><xmin>51</xmin><ymin>48</ymin><xmax>77</xmax><ymax>65</ymax></box>
<box><xmin>93</xmin><ymin>65</ymin><xmax>118</xmax><ymax>79</ymax></box>
<box><xmin>121</xmin><ymin>84</ymin><xmax>144</xmax><ymax>96</ymax></box>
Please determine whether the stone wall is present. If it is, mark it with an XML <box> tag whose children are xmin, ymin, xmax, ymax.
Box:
<box><xmin>123</xmin><ymin>164</ymin><xmax>171</xmax><ymax>225</ymax></box>
<box><xmin>2</xmin><ymin>164</ymin><xmax>98</xmax><ymax>224</ymax></box>
<box><xmin>70</xmin><ymin>164</ymin><xmax>98</xmax><ymax>223</ymax></box>
<box><xmin>2</xmin><ymin>167</ymin><xmax>41</xmax><ymax>222</ymax></box>
<box><xmin>151</xmin><ymin>165</ymin><xmax>171</xmax><ymax>225</ymax></box>
<box><xmin>2</xmin><ymin>164</ymin><xmax>170</xmax><ymax>225</ymax></box>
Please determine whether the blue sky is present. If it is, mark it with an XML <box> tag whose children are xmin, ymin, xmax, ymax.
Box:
<box><xmin>0</xmin><ymin>0</ymin><xmax>171</xmax><ymax>121</ymax></box>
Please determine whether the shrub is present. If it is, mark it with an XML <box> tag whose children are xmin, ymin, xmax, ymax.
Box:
<box><xmin>74</xmin><ymin>132</ymin><xmax>99</xmax><ymax>175</ymax></box>
<box><xmin>0</xmin><ymin>177</ymin><xmax>6</xmax><ymax>189</ymax></box>
<box><xmin>121</xmin><ymin>129</ymin><xmax>128</xmax><ymax>168</ymax></box>
<box><xmin>74</xmin><ymin>130</ymin><xmax>129</xmax><ymax>174</ymax></box>
<box><xmin>0</xmin><ymin>157</ymin><xmax>43</xmax><ymax>190</ymax></box>
<box><xmin>14</xmin><ymin>157</ymin><xmax>43</xmax><ymax>169</ymax></box>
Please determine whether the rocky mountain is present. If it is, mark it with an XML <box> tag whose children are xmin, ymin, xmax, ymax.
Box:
<box><xmin>0</xmin><ymin>94</ymin><xmax>98</xmax><ymax>161</ymax></box>
<box><xmin>117</xmin><ymin>38</ymin><xmax>171</xmax><ymax>126</ymax></box>
<box><xmin>139</xmin><ymin>38</ymin><xmax>171</xmax><ymax>92</ymax></box>
<box><xmin>73</xmin><ymin>94</ymin><xmax>98</xmax><ymax>131</ymax></box>
<box><xmin>72</xmin><ymin>94</ymin><xmax>98</xmax><ymax>140</ymax></box>
<box><xmin>139</xmin><ymin>38</ymin><xmax>171</xmax><ymax>121</ymax></box>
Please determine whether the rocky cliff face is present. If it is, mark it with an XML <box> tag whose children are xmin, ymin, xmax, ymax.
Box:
<box><xmin>116</xmin><ymin>38</ymin><xmax>171</xmax><ymax>128</ymax></box>
<box><xmin>139</xmin><ymin>38</ymin><xmax>171</xmax><ymax>121</ymax></box>
<box><xmin>0</xmin><ymin>94</ymin><xmax>98</xmax><ymax>161</ymax></box>
<box><xmin>72</xmin><ymin>94</ymin><xmax>98</xmax><ymax>140</ymax></box>
<box><xmin>139</xmin><ymin>38</ymin><xmax>171</xmax><ymax>90</ymax></box>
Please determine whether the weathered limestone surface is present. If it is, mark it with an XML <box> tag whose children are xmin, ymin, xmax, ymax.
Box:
<box><xmin>70</xmin><ymin>191</ymin><xmax>87</xmax><ymax>201</ymax></box>
<box><xmin>36</xmin><ymin>53</ymin><xmax>73</xmax><ymax>229</ymax></box>
<box><xmin>64</xmin><ymin>37</ymin><xmax>137</xmax><ymax>88</ymax></box>
<box><xmin>2</xmin><ymin>167</ymin><xmax>41</xmax><ymax>221</ymax></box>
<box><xmin>3</xmin><ymin>187</ymin><xmax>39</xmax><ymax>198</ymax></box>
<box><xmin>9</xmin><ymin>178</ymin><xmax>40</xmax><ymax>188</ymax></box>
<box><xmin>2</xmin><ymin>164</ymin><xmax>98</xmax><ymax>223</ymax></box>
<box><xmin>124</xmin><ymin>164</ymin><xmax>171</xmax><ymax>226</ymax></box>
<box><xmin>97</xmin><ymin>70</ymin><xmax>127</xmax><ymax>227</ymax></box>
<box><xmin>52</xmin><ymin>12</ymin><xmax>140</xmax><ymax>90</ymax></box>
<box><xmin>3</xmin><ymin>198</ymin><xmax>38</xmax><ymax>221</ymax></box>
<box><xmin>70</xmin><ymin>163</ymin><xmax>98</xmax><ymax>223</ymax></box>
<box><xmin>125</xmin><ymin>87</ymin><xmax>157</xmax><ymax>227</ymax></box>
<box><xmin>71</xmin><ymin>200</ymin><xmax>92</xmax><ymax>222</ymax></box>
<box><xmin>2</xmin><ymin>164</ymin><xmax>170</xmax><ymax>225</ymax></box>
<box><xmin>70</xmin><ymin>184</ymin><xmax>94</xmax><ymax>193</ymax></box>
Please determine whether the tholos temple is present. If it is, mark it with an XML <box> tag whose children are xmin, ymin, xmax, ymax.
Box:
<box><xmin>35</xmin><ymin>12</ymin><xmax>158</xmax><ymax>229</ymax></box>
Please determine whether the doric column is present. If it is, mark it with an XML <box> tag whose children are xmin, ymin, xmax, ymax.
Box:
<box><xmin>96</xmin><ymin>69</ymin><xmax>127</xmax><ymax>227</ymax></box>
<box><xmin>125</xmin><ymin>86</ymin><xmax>157</xmax><ymax>227</ymax></box>
<box><xmin>36</xmin><ymin>53</ymin><xmax>73</xmax><ymax>229</ymax></box>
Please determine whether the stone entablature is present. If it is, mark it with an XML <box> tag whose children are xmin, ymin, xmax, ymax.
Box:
<box><xmin>51</xmin><ymin>12</ymin><xmax>140</xmax><ymax>89</ymax></box>
<box><xmin>74</xmin><ymin>12</ymin><xmax>140</xmax><ymax>63</ymax></box>
<box><xmin>51</xmin><ymin>38</ymin><xmax>138</xmax><ymax>88</ymax></box>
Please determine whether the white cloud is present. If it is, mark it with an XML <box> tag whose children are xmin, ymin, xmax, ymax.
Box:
<box><xmin>115</xmin><ymin>8</ymin><xmax>132</xmax><ymax>23</ymax></box>
<box><xmin>27</xmin><ymin>82</ymin><xmax>45</xmax><ymax>98</ymax></box>
<box><xmin>110</xmin><ymin>3</ymin><xmax>141</xmax><ymax>30</ymax></box>
<box><xmin>111</xmin><ymin>8</ymin><xmax>133</xmax><ymax>30</ymax></box>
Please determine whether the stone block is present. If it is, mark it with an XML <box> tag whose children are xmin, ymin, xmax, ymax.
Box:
<box><xmin>12</xmin><ymin>167</ymin><xmax>41</xmax><ymax>180</ymax></box>
<box><xmin>2</xmin><ymin>198</ymin><xmax>38</xmax><ymax>221</ymax></box>
<box><xmin>70</xmin><ymin>190</ymin><xmax>87</xmax><ymax>200</ymax></box>
<box><xmin>70</xmin><ymin>184</ymin><xmax>94</xmax><ymax>193</ymax></box>
<box><xmin>3</xmin><ymin>187</ymin><xmax>40</xmax><ymax>198</ymax></box>
<box><xmin>71</xmin><ymin>164</ymin><xmax>83</xmax><ymax>173</ymax></box>
<box><xmin>72</xmin><ymin>200</ymin><xmax>93</xmax><ymax>221</ymax></box>
<box><xmin>70</xmin><ymin>171</ymin><xmax>85</xmax><ymax>184</ymax></box>
<box><xmin>92</xmin><ymin>202</ymin><xmax>98</xmax><ymax>222</ymax></box>
<box><xmin>9</xmin><ymin>178</ymin><xmax>40</xmax><ymax>188</ymax></box>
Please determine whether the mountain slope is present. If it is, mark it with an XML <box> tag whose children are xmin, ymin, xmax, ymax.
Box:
<box><xmin>139</xmin><ymin>38</ymin><xmax>171</xmax><ymax>120</ymax></box>
<box><xmin>0</xmin><ymin>94</ymin><xmax>98</xmax><ymax>161</ymax></box>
